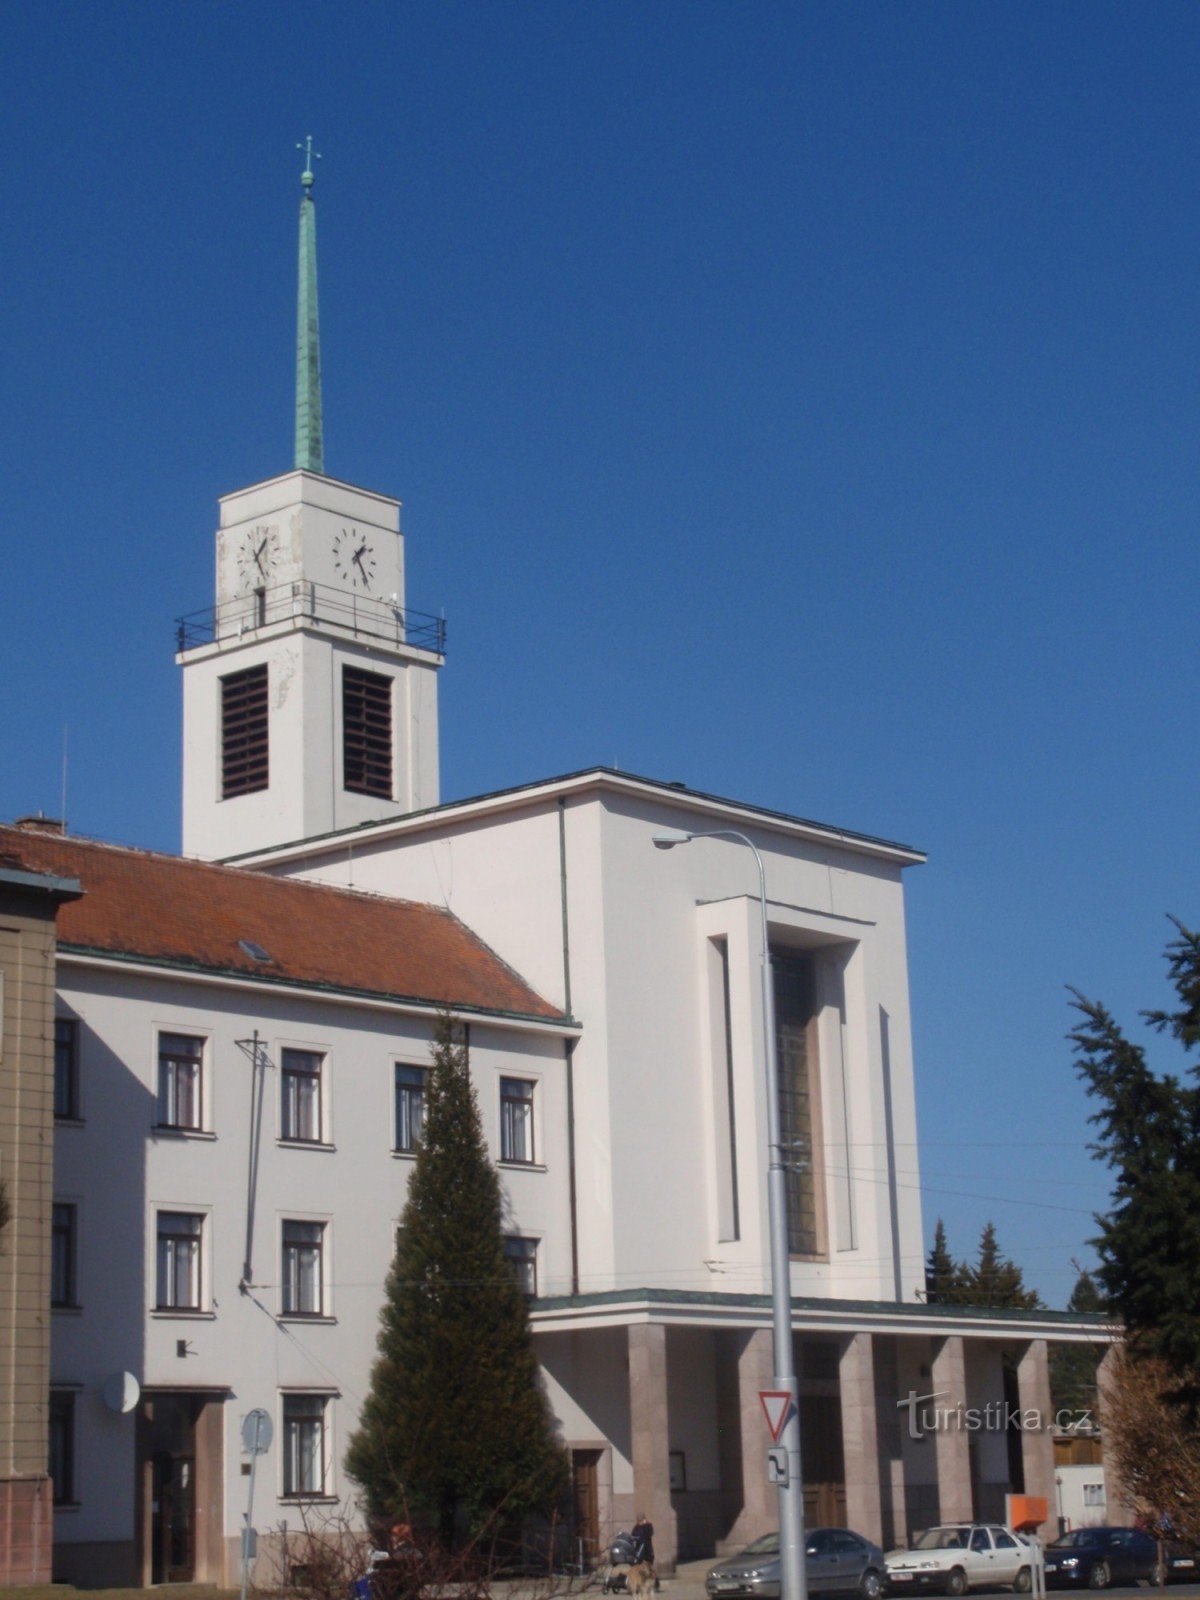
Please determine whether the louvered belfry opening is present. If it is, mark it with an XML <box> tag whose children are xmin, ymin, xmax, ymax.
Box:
<box><xmin>343</xmin><ymin>665</ymin><xmax>393</xmax><ymax>797</ymax></box>
<box><xmin>220</xmin><ymin>664</ymin><xmax>269</xmax><ymax>798</ymax></box>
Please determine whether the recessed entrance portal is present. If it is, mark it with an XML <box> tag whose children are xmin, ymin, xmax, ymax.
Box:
<box><xmin>136</xmin><ymin>1390</ymin><xmax>227</xmax><ymax>1586</ymax></box>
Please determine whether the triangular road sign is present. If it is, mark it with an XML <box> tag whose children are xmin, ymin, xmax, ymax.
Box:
<box><xmin>759</xmin><ymin>1389</ymin><xmax>793</xmax><ymax>1443</ymax></box>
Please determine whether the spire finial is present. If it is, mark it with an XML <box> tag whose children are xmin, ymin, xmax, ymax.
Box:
<box><xmin>297</xmin><ymin>135</ymin><xmax>320</xmax><ymax>190</ymax></box>
<box><xmin>294</xmin><ymin>138</ymin><xmax>324</xmax><ymax>474</ymax></box>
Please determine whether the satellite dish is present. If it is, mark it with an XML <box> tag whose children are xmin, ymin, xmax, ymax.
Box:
<box><xmin>102</xmin><ymin>1372</ymin><xmax>141</xmax><ymax>1413</ymax></box>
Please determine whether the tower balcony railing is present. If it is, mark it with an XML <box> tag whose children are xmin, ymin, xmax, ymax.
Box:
<box><xmin>175</xmin><ymin>580</ymin><xmax>446</xmax><ymax>657</ymax></box>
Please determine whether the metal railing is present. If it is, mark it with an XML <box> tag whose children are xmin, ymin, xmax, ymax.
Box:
<box><xmin>175</xmin><ymin>580</ymin><xmax>446</xmax><ymax>657</ymax></box>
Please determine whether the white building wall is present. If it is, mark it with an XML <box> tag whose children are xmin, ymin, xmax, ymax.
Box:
<box><xmin>51</xmin><ymin>962</ymin><xmax>568</xmax><ymax>1569</ymax></box>
<box><xmin>261</xmin><ymin>782</ymin><xmax>927</xmax><ymax>1305</ymax></box>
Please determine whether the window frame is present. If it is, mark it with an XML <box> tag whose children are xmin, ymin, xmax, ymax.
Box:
<box><xmin>280</xmin><ymin>1048</ymin><xmax>326</xmax><ymax>1144</ymax></box>
<box><xmin>48</xmin><ymin>1390</ymin><xmax>76</xmax><ymax>1505</ymax></box>
<box><xmin>54</xmin><ymin>1017</ymin><xmax>79</xmax><ymax>1121</ymax></box>
<box><xmin>393</xmin><ymin>1062</ymin><xmax>427</xmax><ymax>1154</ymax></box>
<box><xmin>220</xmin><ymin>661</ymin><xmax>270</xmax><ymax>799</ymax></box>
<box><xmin>499</xmin><ymin>1076</ymin><xmax>536</xmax><ymax>1165</ymax></box>
<box><xmin>342</xmin><ymin>664</ymin><xmax>394</xmax><ymax>799</ymax></box>
<box><xmin>503</xmin><ymin>1234</ymin><xmax>538</xmax><ymax>1296</ymax></box>
<box><xmin>281</xmin><ymin>1218</ymin><xmax>326</xmax><ymax>1318</ymax></box>
<box><xmin>51</xmin><ymin>1201</ymin><xmax>78</xmax><ymax>1309</ymax></box>
<box><xmin>154</xmin><ymin>1209</ymin><xmax>205</xmax><ymax>1312</ymax></box>
<box><xmin>156</xmin><ymin>1031</ymin><xmax>206</xmax><ymax>1132</ymax></box>
<box><xmin>281</xmin><ymin>1393</ymin><xmax>330</xmax><ymax>1499</ymax></box>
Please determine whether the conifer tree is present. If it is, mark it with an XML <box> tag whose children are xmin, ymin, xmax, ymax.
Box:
<box><xmin>925</xmin><ymin>1218</ymin><xmax>964</xmax><ymax>1304</ymax></box>
<box><xmin>963</xmin><ymin>1222</ymin><xmax>1041</xmax><ymax>1310</ymax></box>
<box><xmin>345</xmin><ymin>1015</ymin><xmax>568</xmax><ymax>1544</ymax></box>
<box><xmin>1071</xmin><ymin>918</ymin><xmax>1200</xmax><ymax>1410</ymax></box>
<box><xmin>1049</xmin><ymin>1268</ymin><xmax>1106</xmax><ymax>1416</ymax></box>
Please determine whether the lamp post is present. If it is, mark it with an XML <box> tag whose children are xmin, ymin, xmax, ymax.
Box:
<box><xmin>651</xmin><ymin>828</ymin><xmax>808</xmax><ymax>1600</ymax></box>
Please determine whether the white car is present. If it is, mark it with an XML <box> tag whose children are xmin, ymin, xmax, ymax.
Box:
<box><xmin>885</xmin><ymin>1524</ymin><xmax>1032</xmax><ymax>1596</ymax></box>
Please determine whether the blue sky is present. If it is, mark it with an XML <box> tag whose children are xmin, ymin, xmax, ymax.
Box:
<box><xmin>3</xmin><ymin>2</ymin><xmax>1198</xmax><ymax>1306</ymax></box>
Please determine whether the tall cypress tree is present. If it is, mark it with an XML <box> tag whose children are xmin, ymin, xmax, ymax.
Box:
<box><xmin>1071</xmin><ymin>918</ymin><xmax>1200</xmax><ymax>1411</ymax></box>
<box><xmin>345</xmin><ymin>1015</ymin><xmax>568</xmax><ymax>1544</ymax></box>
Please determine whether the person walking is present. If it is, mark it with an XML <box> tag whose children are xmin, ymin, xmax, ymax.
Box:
<box><xmin>632</xmin><ymin>1512</ymin><xmax>656</xmax><ymax>1584</ymax></box>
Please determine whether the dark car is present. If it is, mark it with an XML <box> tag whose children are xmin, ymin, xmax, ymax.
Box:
<box><xmin>706</xmin><ymin>1527</ymin><xmax>888</xmax><ymax>1599</ymax></box>
<box><xmin>1155</xmin><ymin>1541</ymin><xmax>1200</xmax><ymax>1584</ymax></box>
<box><xmin>1043</xmin><ymin>1527</ymin><xmax>1157</xmax><ymax>1589</ymax></box>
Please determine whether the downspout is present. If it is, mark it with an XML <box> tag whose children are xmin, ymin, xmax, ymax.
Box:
<box><xmin>558</xmin><ymin>797</ymin><xmax>580</xmax><ymax>1296</ymax></box>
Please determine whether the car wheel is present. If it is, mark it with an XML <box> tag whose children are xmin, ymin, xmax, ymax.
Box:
<box><xmin>946</xmin><ymin>1569</ymin><xmax>968</xmax><ymax>1597</ymax></box>
<box><xmin>861</xmin><ymin>1570</ymin><xmax>884</xmax><ymax>1600</ymax></box>
<box><xmin>1013</xmin><ymin>1569</ymin><xmax>1031</xmax><ymax>1594</ymax></box>
<box><xmin>1088</xmin><ymin>1562</ymin><xmax>1110</xmax><ymax>1590</ymax></box>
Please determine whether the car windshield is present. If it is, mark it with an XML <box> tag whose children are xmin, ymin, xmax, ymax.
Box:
<box><xmin>913</xmin><ymin>1529</ymin><xmax>969</xmax><ymax>1551</ymax></box>
<box><xmin>1049</xmin><ymin>1532</ymin><xmax>1101</xmax><ymax>1549</ymax></box>
<box><xmin>741</xmin><ymin>1535</ymin><xmax>780</xmax><ymax>1556</ymax></box>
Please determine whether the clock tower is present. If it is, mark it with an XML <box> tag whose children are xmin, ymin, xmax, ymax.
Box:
<box><xmin>178</xmin><ymin>145</ymin><xmax>443</xmax><ymax>861</ymax></box>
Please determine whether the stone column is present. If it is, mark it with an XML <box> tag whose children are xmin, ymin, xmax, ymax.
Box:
<box><xmin>1015</xmin><ymin>1340</ymin><xmax>1056</xmax><ymax>1516</ymax></box>
<box><xmin>1096</xmin><ymin>1345</ymin><xmax>1132</xmax><ymax>1525</ymax></box>
<box><xmin>721</xmin><ymin>1328</ymin><xmax>777</xmax><ymax>1548</ymax></box>
<box><xmin>629</xmin><ymin>1323</ymin><xmax>675</xmax><ymax>1573</ymax></box>
<box><xmin>840</xmin><ymin>1334</ymin><xmax>883</xmax><ymax>1546</ymax></box>
<box><xmin>931</xmin><ymin>1336</ymin><xmax>973</xmax><ymax>1523</ymax></box>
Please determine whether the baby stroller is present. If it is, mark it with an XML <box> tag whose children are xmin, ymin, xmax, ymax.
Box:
<box><xmin>602</xmin><ymin>1530</ymin><xmax>638</xmax><ymax>1593</ymax></box>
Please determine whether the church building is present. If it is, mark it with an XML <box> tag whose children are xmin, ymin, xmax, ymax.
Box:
<box><xmin>0</xmin><ymin>150</ymin><xmax>1110</xmax><ymax>1587</ymax></box>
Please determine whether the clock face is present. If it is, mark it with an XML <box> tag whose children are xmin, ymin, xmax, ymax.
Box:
<box><xmin>237</xmin><ymin>524</ymin><xmax>279</xmax><ymax>589</ymax></box>
<box><xmin>333</xmin><ymin>526</ymin><xmax>377</xmax><ymax>590</ymax></box>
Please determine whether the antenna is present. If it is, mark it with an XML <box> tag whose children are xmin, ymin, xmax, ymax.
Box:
<box><xmin>60</xmin><ymin>726</ymin><xmax>68</xmax><ymax>833</ymax></box>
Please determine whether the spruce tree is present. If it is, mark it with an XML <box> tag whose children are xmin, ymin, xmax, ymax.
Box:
<box><xmin>1071</xmin><ymin>918</ymin><xmax>1200</xmax><ymax>1411</ymax></box>
<box><xmin>925</xmin><ymin>1218</ymin><xmax>964</xmax><ymax>1304</ymax></box>
<box><xmin>345</xmin><ymin>1015</ymin><xmax>568</xmax><ymax>1545</ymax></box>
<box><xmin>1049</xmin><ymin>1268</ymin><xmax>1105</xmax><ymax>1416</ymax></box>
<box><xmin>963</xmin><ymin>1222</ymin><xmax>1041</xmax><ymax>1310</ymax></box>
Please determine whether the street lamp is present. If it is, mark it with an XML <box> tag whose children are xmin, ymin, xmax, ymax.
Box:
<box><xmin>651</xmin><ymin>828</ymin><xmax>808</xmax><ymax>1600</ymax></box>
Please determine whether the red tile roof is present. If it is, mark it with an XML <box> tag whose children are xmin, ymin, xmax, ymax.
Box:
<box><xmin>0</xmin><ymin>824</ymin><xmax>562</xmax><ymax>1022</ymax></box>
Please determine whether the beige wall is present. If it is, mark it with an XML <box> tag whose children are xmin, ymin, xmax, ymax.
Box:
<box><xmin>0</xmin><ymin>882</ymin><xmax>65</xmax><ymax>1584</ymax></box>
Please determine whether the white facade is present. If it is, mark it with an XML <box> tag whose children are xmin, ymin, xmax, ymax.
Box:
<box><xmin>50</xmin><ymin>952</ymin><xmax>571</xmax><ymax>1584</ymax></box>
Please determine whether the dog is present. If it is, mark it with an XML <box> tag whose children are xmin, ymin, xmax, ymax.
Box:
<box><xmin>628</xmin><ymin>1561</ymin><xmax>657</xmax><ymax>1600</ymax></box>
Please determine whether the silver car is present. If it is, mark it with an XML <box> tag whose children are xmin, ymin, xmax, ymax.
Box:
<box><xmin>706</xmin><ymin>1527</ymin><xmax>888</xmax><ymax>1600</ymax></box>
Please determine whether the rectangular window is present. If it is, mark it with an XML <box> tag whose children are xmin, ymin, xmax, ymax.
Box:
<box><xmin>773</xmin><ymin>949</ymin><xmax>821</xmax><ymax>1256</ymax></box>
<box><xmin>51</xmin><ymin>1202</ymin><xmax>77</xmax><ymax>1308</ymax></box>
<box><xmin>282</xmin><ymin>1220</ymin><xmax>325</xmax><ymax>1316</ymax></box>
<box><xmin>156</xmin><ymin>1211</ymin><xmax>203</xmax><ymax>1310</ymax></box>
<box><xmin>281</xmin><ymin>1049</ymin><xmax>324</xmax><ymax>1142</ymax></box>
<box><xmin>1083</xmin><ymin>1483</ymin><xmax>1106</xmax><ymax>1507</ymax></box>
<box><xmin>342</xmin><ymin>666</ymin><xmax>393</xmax><ymax>798</ymax></box>
<box><xmin>500</xmin><ymin>1077</ymin><xmax>535</xmax><ymax>1164</ymax></box>
<box><xmin>48</xmin><ymin>1391</ymin><xmax>75</xmax><ymax>1504</ymax></box>
<box><xmin>54</xmin><ymin>1018</ymin><xmax>79</xmax><ymax>1120</ymax></box>
<box><xmin>503</xmin><ymin>1235</ymin><xmax>538</xmax><ymax>1296</ymax></box>
<box><xmin>394</xmin><ymin>1063</ymin><xmax>426</xmax><ymax>1153</ymax></box>
<box><xmin>157</xmin><ymin>1033</ymin><xmax>204</xmax><ymax>1130</ymax></box>
<box><xmin>283</xmin><ymin>1394</ymin><xmax>328</xmax><ymax>1497</ymax></box>
<box><xmin>221</xmin><ymin>663</ymin><xmax>269</xmax><ymax>798</ymax></box>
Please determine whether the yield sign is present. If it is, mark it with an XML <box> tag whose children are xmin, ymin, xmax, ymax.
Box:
<box><xmin>759</xmin><ymin>1389</ymin><xmax>794</xmax><ymax>1443</ymax></box>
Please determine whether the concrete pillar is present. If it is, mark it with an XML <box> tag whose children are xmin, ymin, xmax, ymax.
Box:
<box><xmin>931</xmin><ymin>1336</ymin><xmax>973</xmax><ymax>1523</ymax></box>
<box><xmin>840</xmin><ymin>1334</ymin><xmax>883</xmax><ymax>1546</ymax></box>
<box><xmin>629</xmin><ymin>1323</ymin><xmax>675</xmax><ymax>1574</ymax></box>
<box><xmin>722</xmin><ymin>1328</ymin><xmax>776</xmax><ymax>1548</ymax></box>
<box><xmin>1096</xmin><ymin>1346</ymin><xmax>1133</xmax><ymax>1525</ymax></box>
<box><xmin>1015</xmin><ymin>1340</ymin><xmax>1056</xmax><ymax>1518</ymax></box>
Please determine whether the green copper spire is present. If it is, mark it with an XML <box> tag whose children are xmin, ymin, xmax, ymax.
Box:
<box><xmin>295</xmin><ymin>136</ymin><xmax>324</xmax><ymax>474</ymax></box>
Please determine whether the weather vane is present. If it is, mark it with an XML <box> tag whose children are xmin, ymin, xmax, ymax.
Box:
<box><xmin>297</xmin><ymin>135</ymin><xmax>321</xmax><ymax>188</ymax></box>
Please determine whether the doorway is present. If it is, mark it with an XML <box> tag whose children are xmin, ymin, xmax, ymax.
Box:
<box><xmin>136</xmin><ymin>1391</ymin><xmax>225</xmax><ymax>1585</ymax></box>
<box><xmin>572</xmin><ymin>1449</ymin><xmax>603</xmax><ymax>1568</ymax></box>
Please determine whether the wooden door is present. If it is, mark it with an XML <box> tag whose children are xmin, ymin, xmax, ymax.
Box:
<box><xmin>572</xmin><ymin>1450</ymin><xmax>602</xmax><ymax>1567</ymax></box>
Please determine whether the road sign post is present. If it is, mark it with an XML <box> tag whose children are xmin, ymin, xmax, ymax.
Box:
<box><xmin>240</xmin><ymin>1409</ymin><xmax>273</xmax><ymax>1600</ymax></box>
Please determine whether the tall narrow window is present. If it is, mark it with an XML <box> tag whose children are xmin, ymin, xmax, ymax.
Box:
<box><xmin>48</xmin><ymin>1391</ymin><xmax>75</xmax><ymax>1504</ymax></box>
<box><xmin>54</xmin><ymin>1017</ymin><xmax>79</xmax><ymax>1120</ymax></box>
<box><xmin>500</xmin><ymin>1077</ymin><xmax>535</xmax><ymax>1164</ymax></box>
<box><xmin>773</xmin><ymin>949</ymin><xmax>821</xmax><ymax>1256</ymax></box>
<box><xmin>157</xmin><ymin>1033</ymin><xmax>204</xmax><ymax>1130</ymax></box>
<box><xmin>221</xmin><ymin>663</ymin><xmax>269</xmax><ymax>798</ymax></box>
<box><xmin>51</xmin><ymin>1203</ymin><xmax>77</xmax><ymax>1308</ymax></box>
<box><xmin>504</xmin><ymin>1235</ymin><xmax>538</xmax><ymax>1296</ymax></box>
<box><xmin>283</xmin><ymin>1394</ymin><xmax>328</xmax><ymax>1497</ymax></box>
<box><xmin>156</xmin><ymin>1211</ymin><xmax>203</xmax><ymax>1310</ymax></box>
<box><xmin>394</xmin><ymin>1064</ymin><xmax>427</xmax><ymax>1153</ymax></box>
<box><xmin>281</xmin><ymin>1049</ymin><xmax>324</xmax><ymax>1142</ymax></box>
<box><xmin>282</xmin><ymin>1220</ymin><xmax>325</xmax><ymax>1316</ymax></box>
<box><xmin>342</xmin><ymin>666</ymin><xmax>393</xmax><ymax>797</ymax></box>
